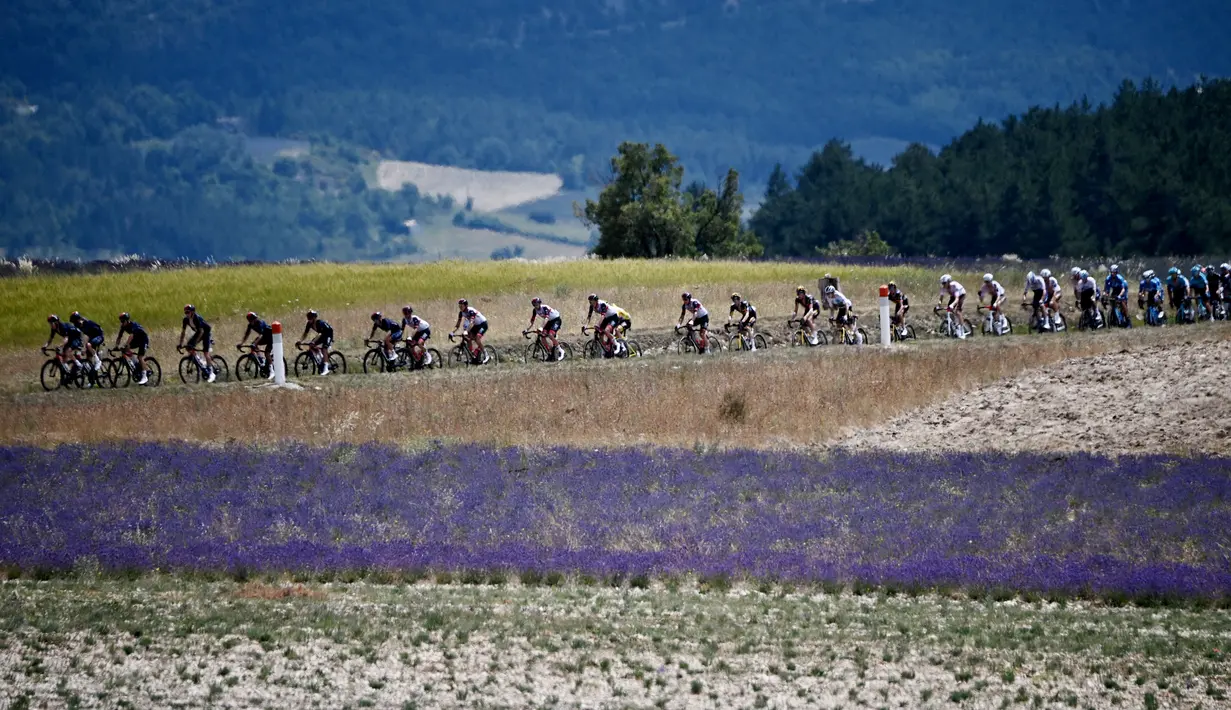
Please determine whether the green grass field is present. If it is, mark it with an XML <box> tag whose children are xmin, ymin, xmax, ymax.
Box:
<box><xmin>0</xmin><ymin>260</ymin><xmax>1024</xmax><ymax>347</ymax></box>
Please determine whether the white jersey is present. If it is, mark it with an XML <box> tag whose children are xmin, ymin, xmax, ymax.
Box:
<box><xmin>829</xmin><ymin>290</ymin><xmax>852</xmax><ymax>308</ymax></box>
<box><xmin>1045</xmin><ymin>277</ymin><xmax>1061</xmax><ymax>298</ymax></box>
<box><xmin>1024</xmin><ymin>273</ymin><xmax>1046</xmax><ymax>292</ymax></box>
<box><xmin>405</xmin><ymin>315</ymin><xmax>430</xmax><ymax>334</ymax></box>
<box><xmin>940</xmin><ymin>281</ymin><xmax>966</xmax><ymax>299</ymax></box>
<box><xmin>683</xmin><ymin>299</ymin><xmax>708</xmax><ymax>318</ymax></box>
<box><xmin>460</xmin><ymin>307</ymin><xmax>487</xmax><ymax>329</ymax></box>
<box><xmin>534</xmin><ymin>305</ymin><xmax>560</xmax><ymax>320</ymax></box>
<box><xmin>979</xmin><ymin>281</ymin><xmax>1005</xmax><ymax>301</ymax></box>
<box><xmin>1079</xmin><ymin>275</ymin><xmax>1099</xmax><ymax>294</ymax></box>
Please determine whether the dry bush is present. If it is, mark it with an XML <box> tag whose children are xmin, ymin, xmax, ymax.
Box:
<box><xmin>0</xmin><ymin>330</ymin><xmax>1169</xmax><ymax>449</ymax></box>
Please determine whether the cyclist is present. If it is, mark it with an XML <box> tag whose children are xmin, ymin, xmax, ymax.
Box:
<box><xmin>1138</xmin><ymin>269</ymin><xmax>1164</xmax><ymax>319</ymax></box>
<box><xmin>238</xmin><ymin>311</ymin><xmax>275</xmax><ymax>378</ymax></box>
<box><xmin>886</xmin><ymin>282</ymin><xmax>910</xmax><ymax>331</ymax></box>
<box><xmin>1077</xmin><ymin>270</ymin><xmax>1101</xmax><ymax>325</ymax></box>
<box><xmin>44</xmin><ymin>314</ymin><xmax>85</xmax><ymax>374</ymax></box>
<box><xmin>1206</xmin><ymin>264</ymin><xmax>1223</xmax><ymax>306</ymax></box>
<box><xmin>937</xmin><ymin>274</ymin><xmax>967</xmax><ymax>338</ymax></box>
<box><xmin>178</xmin><ymin>304</ymin><xmax>217</xmax><ymax>382</ymax></box>
<box><xmin>677</xmin><ymin>291</ymin><xmax>710</xmax><ymax>352</ymax></box>
<box><xmin>1189</xmin><ymin>265</ymin><xmax>1211</xmax><ymax>320</ymax></box>
<box><xmin>820</xmin><ymin>273</ymin><xmax>841</xmax><ymax>317</ymax></box>
<box><xmin>612</xmin><ymin>303</ymin><xmax>633</xmax><ymax>337</ymax></box>
<box><xmin>1103</xmin><ymin>265</ymin><xmax>1130</xmax><ymax>326</ymax></box>
<box><xmin>978</xmin><ymin>274</ymin><xmax>1007</xmax><ymax>332</ymax></box>
<box><xmin>398</xmin><ymin>306</ymin><xmax>432</xmax><ymax>367</ymax></box>
<box><xmin>1165</xmin><ymin>267</ymin><xmax>1190</xmax><ymax>321</ymax></box>
<box><xmin>825</xmin><ymin>285</ymin><xmax>855</xmax><ymax>335</ymax></box>
<box><xmin>728</xmin><ymin>292</ymin><xmax>758</xmax><ymax>348</ymax></box>
<box><xmin>1024</xmin><ymin>271</ymin><xmax>1047</xmax><ymax>327</ymax></box>
<box><xmin>69</xmin><ymin>311</ymin><xmax>105</xmax><ymax>374</ymax></box>
<box><xmin>586</xmin><ymin>294</ymin><xmax>621</xmax><ymax>356</ymax></box>
<box><xmin>115</xmin><ymin>312</ymin><xmax>151</xmax><ymax>385</ymax></box>
<box><xmin>298</xmin><ymin>309</ymin><xmax>335</xmax><ymax>375</ymax></box>
<box><xmin>1042</xmin><ymin>269</ymin><xmax>1063</xmax><ymax>319</ymax></box>
<box><xmin>451</xmin><ymin>298</ymin><xmax>489</xmax><ymax>363</ymax></box>
<box><xmin>792</xmin><ymin>285</ymin><xmax>822</xmax><ymax>341</ymax></box>
<box><xmin>369</xmin><ymin>311</ymin><xmax>402</xmax><ymax>363</ymax></box>
<box><xmin>1220</xmin><ymin>264</ymin><xmax>1231</xmax><ymax>312</ymax></box>
<box><xmin>526</xmin><ymin>297</ymin><xmax>563</xmax><ymax>361</ymax></box>
<box><xmin>1069</xmin><ymin>267</ymin><xmax>1084</xmax><ymax>308</ymax></box>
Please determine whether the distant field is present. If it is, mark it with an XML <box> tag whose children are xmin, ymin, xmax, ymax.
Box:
<box><xmin>0</xmin><ymin>260</ymin><xmax>1012</xmax><ymax>348</ymax></box>
<box><xmin>406</xmin><ymin>225</ymin><xmax>589</xmax><ymax>262</ymax></box>
<box><xmin>376</xmin><ymin>160</ymin><xmax>563</xmax><ymax>211</ymax></box>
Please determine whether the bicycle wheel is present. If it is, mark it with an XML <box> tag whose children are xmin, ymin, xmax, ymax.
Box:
<box><xmin>962</xmin><ymin>319</ymin><xmax>974</xmax><ymax>337</ymax></box>
<box><xmin>328</xmin><ymin>351</ymin><xmax>348</xmax><ymax>374</ymax></box>
<box><xmin>556</xmin><ymin>343</ymin><xmax>575</xmax><ymax>361</ymax></box>
<box><xmin>702</xmin><ymin>337</ymin><xmax>724</xmax><ymax>354</ymax></box>
<box><xmin>94</xmin><ymin>359</ymin><xmax>114</xmax><ymax>388</ymax></box>
<box><xmin>1052</xmin><ymin>313</ymin><xmax>1067</xmax><ymax>332</ymax></box>
<box><xmin>479</xmin><ymin>346</ymin><xmax>498</xmax><ymax>366</ymax></box>
<box><xmin>1001</xmin><ymin>316</ymin><xmax>1013</xmax><ymax>335</ymax></box>
<box><xmin>236</xmin><ymin>353</ymin><xmax>261</xmax><ymax>381</ymax></box>
<box><xmin>726</xmin><ymin>334</ymin><xmax>746</xmax><ymax>352</ymax></box>
<box><xmin>524</xmin><ymin>341</ymin><xmax>548</xmax><ymax>364</ymax></box>
<box><xmin>753</xmin><ymin>334</ymin><xmax>769</xmax><ymax>350</ymax></box>
<box><xmin>677</xmin><ymin>337</ymin><xmax>699</xmax><ymax>355</ymax></box>
<box><xmin>143</xmin><ymin>357</ymin><xmax>162</xmax><ymax>387</ymax></box>
<box><xmin>856</xmin><ymin>327</ymin><xmax>870</xmax><ymax>344</ymax></box>
<box><xmin>210</xmin><ymin>357</ymin><xmax>230</xmax><ymax>382</ymax></box>
<box><xmin>362</xmin><ymin>348</ymin><xmax>386</xmax><ymax>374</ymax></box>
<box><xmin>448</xmin><ymin>345</ymin><xmax>468</xmax><ymax>368</ymax></box>
<box><xmin>40</xmin><ymin>360</ymin><xmax>61</xmax><ymax>391</ymax></box>
<box><xmin>583</xmin><ymin>339</ymin><xmax>604</xmax><ymax>360</ymax></box>
<box><xmin>178</xmin><ymin>356</ymin><xmax>200</xmax><ymax>384</ymax></box>
<box><xmin>294</xmin><ymin>351</ymin><xmax>316</xmax><ymax>377</ymax></box>
<box><xmin>110</xmin><ymin>358</ymin><xmax>131</xmax><ymax>388</ymax></box>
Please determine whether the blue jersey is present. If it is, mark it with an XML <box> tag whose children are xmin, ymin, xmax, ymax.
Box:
<box><xmin>1140</xmin><ymin>277</ymin><xmax>1162</xmax><ymax>294</ymax></box>
<box><xmin>1104</xmin><ymin>274</ymin><xmax>1128</xmax><ymax>295</ymax></box>
<box><xmin>1190</xmin><ymin>273</ymin><xmax>1208</xmax><ymax>290</ymax></box>
<box><xmin>1167</xmin><ymin>276</ymin><xmax>1189</xmax><ymax>297</ymax></box>
<box><xmin>76</xmin><ymin>318</ymin><xmax>104</xmax><ymax>339</ymax></box>
<box><xmin>373</xmin><ymin>317</ymin><xmax>400</xmax><ymax>333</ymax></box>
<box><xmin>243</xmin><ymin>318</ymin><xmax>272</xmax><ymax>339</ymax></box>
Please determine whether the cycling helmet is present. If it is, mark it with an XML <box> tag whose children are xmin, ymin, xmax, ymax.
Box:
<box><xmin>1109</xmin><ymin>264</ymin><xmax>1119</xmax><ymax>273</ymax></box>
<box><xmin>1143</xmin><ymin>270</ymin><xmax>1154</xmax><ymax>279</ymax></box>
<box><xmin>47</xmin><ymin>314</ymin><xmax>59</xmax><ymax>323</ymax></box>
<box><xmin>1079</xmin><ymin>270</ymin><xmax>1089</xmax><ymax>279</ymax></box>
<box><xmin>983</xmin><ymin>273</ymin><xmax>993</xmax><ymax>283</ymax></box>
<box><xmin>457</xmin><ymin>298</ymin><xmax>468</xmax><ymax>307</ymax></box>
<box><xmin>1026</xmin><ymin>271</ymin><xmax>1036</xmax><ymax>280</ymax></box>
<box><xmin>246</xmin><ymin>311</ymin><xmax>257</xmax><ymax>321</ymax></box>
<box><xmin>118</xmin><ymin>312</ymin><xmax>130</xmax><ymax>323</ymax></box>
<box><xmin>402</xmin><ymin>305</ymin><xmax>413</xmax><ymax>314</ymax></box>
<box><xmin>887</xmin><ymin>281</ymin><xmax>897</xmax><ymax>290</ymax></box>
<box><xmin>184</xmin><ymin>304</ymin><xmax>195</xmax><ymax>313</ymax></box>
<box><xmin>69</xmin><ymin>311</ymin><xmax>81</xmax><ymax>322</ymax></box>
<box><xmin>371</xmin><ymin>311</ymin><xmax>382</xmax><ymax>321</ymax></box>
<box><xmin>796</xmin><ymin>285</ymin><xmax>806</xmax><ymax>294</ymax></box>
<box><xmin>1222</xmin><ymin>263</ymin><xmax>1230</xmax><ymax>272</ymax></box>
<box><xmin>306</xmin><ymin>309</ymin><xmax>317</xmax><ymax>319</ymax></box>
<box><xmin>823</xmin><ymin>285</ymin><xmax>836</xmax><ymax>295</ymax></box>
<box><xmin>1040</xmin><ymin>269</ymin><xmax>1052</xmax><ymax>278</ymax></box>
<box><xmin>588</xmin><ymin>293</ymin><xmax>598</xmax><ymax>301</ymax></box>
<box><xmin>940</xmin><ymin>274</ymin><xmax>952</xmax><ymax>285</ymax></box>
<box><xmin>1192</xmin><ymin>264</ymin><xmax>1203</xmax><ymax>274</ymax></box>
<box><xmin>730</xmin><ymin>292</ymin><xmax>742</xmax><ymax>302</ymax></box>
<box><xmin>530</xmin><ymin>297</ymin><xmax>541</xmax><ymax>307</ymax></box>
<box><xmin>1168</xmin><ymin>267</ymin><xmax>1180</xmax><ymax>277</ymax></box>
<box><xmin>1207</xmin><ymin>264</ymin><xmax>1216</xmax><ymax>272</ymax></box>
<box><xmin>681</xmin><ymin>291</ymin><xmax>692</xmax><ymax>300</ymax></box>
<box><xmin>1071</xmin><ymin>267</ymin><xmax>1081</xmax><ymax>277</ymax></box>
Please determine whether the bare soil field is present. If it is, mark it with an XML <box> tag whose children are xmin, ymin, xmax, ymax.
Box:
<box><xmin>375</xmin><ymin>161</ymin><xmax>563</xmax><ymax>211</ymax></box>
<box><xmin>843</xmin><ymin>335</ymin><xmax>1231</xmax><ymax>456</ymax></box>
<box><xmin>2</xmin><ymin>578</ymin><xmax>1226</xmax><ymax>710</ymax></box>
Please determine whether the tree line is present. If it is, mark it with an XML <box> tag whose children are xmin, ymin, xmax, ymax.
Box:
<box><xmin>750</xmin><ymin>79</ymin><xmax>1231</xmax><ymax>258</ymax></box>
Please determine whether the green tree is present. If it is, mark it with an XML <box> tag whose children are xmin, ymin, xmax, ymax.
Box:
<box><xmin>578</xmin><ymin>142</ymin><xmax>696</xmax><ymax>258</ymax></box>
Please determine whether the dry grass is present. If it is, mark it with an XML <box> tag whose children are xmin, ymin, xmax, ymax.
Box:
<box><xmin>0</xmin><ymin>259</ymin><xmax>1010</xmax><ymax>347</ymax></box>
<box><xmin>0</xmin><ymin>333</ymin><xmax>1134</xmax><ymax>449</ymax></box>
<box><xmin>234</xmin><ymin>582</ymin><xmax>327</xmax><ymax>600</ymax></box>
<box><xmin>374</xmin><ymin>160</ymin><xmax>562</xmax><ymax>210</ymax></box>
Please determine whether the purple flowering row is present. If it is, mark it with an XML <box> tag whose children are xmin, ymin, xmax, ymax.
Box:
<box><xmin>1</xmin><ymin>442</ymin><xmax>1228</xmax><ymax>598</ymax></box>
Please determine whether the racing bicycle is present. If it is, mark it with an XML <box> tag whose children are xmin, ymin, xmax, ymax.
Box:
<box><xmin>723</xmin><ymin>322</ymin><xmax>768</xmax><ymax>351</ymax></box>
<box><xmin>978</xmin><ymin>304</ymin><xmax>1013</xmax><ymax>336</ymax></box>
<box><xmin>39</xmin><ymin>346</ymin><xmax>86</xmax><ymax>391</ymax></box>
<box><xmin>447</xmin><ymin>332</ymin><xmax>498</xmax><ymax>367</ymax></box>
<box><xmin>235</xmin><ymin>343</ymin><xmax>286</xmax><ymax>381</ymax></box>
<box><xmin>108</xmin><ymin>347</ymin><xmax>162</xmax><ymax>387</ymax></box>
<box><xmin>177</xmin><ymin>345</ymin><xmax>229</xmax><ymax>384</ymax></box>
<box><xmin>581</xmin><ymin>325</ymin><xmax>640</xmax><ymax>359</ymax></box>
<box><xmin>294</xmin><ymin>342</ymin><xmax>348</xmax><ymax>376</ymax></box>
<box><xmin>674</xmin><ymin>323</ymin><xmax>722</xmax><ymax>355</ymax></box>
<box><xmin>523</xmin><ymin>328</ymin><xmax>574</xmax><ymax>363</ymax></box>
<box><xmin>786</xmin><ymin>318</ymin><xmax>827</xmax><ymax>346</ymax></box>
<box><xmin>933</xmin><ymin>305</ymin><xmax>974</xmax><ymax>339</ymax></box>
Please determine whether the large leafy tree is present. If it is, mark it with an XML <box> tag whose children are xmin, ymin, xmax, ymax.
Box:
<box><xmin>579</xmin><ymin>142</ymin><xmax>761</xmax><ymax>258</ymax></box>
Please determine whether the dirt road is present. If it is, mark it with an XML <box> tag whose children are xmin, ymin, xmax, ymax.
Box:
<box><xmin>843</xmin><ymin>337</ymin><xmax>1231</xmax><ymax>456</ymax></box>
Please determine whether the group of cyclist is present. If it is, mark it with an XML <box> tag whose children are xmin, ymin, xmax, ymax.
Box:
<box><xmin>40</xmin><ymin>262</ymin><xmax>1231</xmax><ymax>386</ymax></box>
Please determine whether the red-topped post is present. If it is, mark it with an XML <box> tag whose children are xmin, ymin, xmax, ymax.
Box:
<box><xmin>878</xmin><ymin>285</ymin><xmax>891</xmax><ymax>347</ymax></box>
<box><xmin>271</xmin><ymin>321</ymin><xmax>286</xmax><ymax>384</ymax></box>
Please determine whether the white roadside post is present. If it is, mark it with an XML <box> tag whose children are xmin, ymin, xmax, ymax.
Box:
<box><xmin>878</xmin><ymin>285</ymin><xmax>891</xmax><ymax>347</ymax></box>
<box><xmin>271</xmin><ymin>321</ymin><xmax>286</xmax><ymax>385</ymax></box>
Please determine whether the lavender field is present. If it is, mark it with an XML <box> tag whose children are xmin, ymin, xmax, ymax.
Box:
<box><xmin>2</xmin><ymin>442</ymin><xmax>1229</xmax><ymax>601</ymax></box>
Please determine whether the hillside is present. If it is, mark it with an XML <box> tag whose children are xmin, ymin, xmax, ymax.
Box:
<box><xmin>1</xmin><ymin>0</ymin><xmax>1229</xmax><ymax>260</ymax></box>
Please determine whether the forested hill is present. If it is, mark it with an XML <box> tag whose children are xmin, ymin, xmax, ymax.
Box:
<box><xmin>3</xmin><ymin>0</ymin><xmax>1229</xmax><ymax>180</ymax></box>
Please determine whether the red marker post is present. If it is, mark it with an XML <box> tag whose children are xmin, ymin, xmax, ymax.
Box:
<box><xmin>878</xmin><ymin>285</ymin><xmax>891</xmax><ymax>347</ymax></box>
<box><xmin>271</xmin><ymin>321</ymin><xmax>286</xmax><ymax>384</ymax></box>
